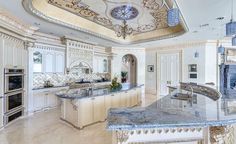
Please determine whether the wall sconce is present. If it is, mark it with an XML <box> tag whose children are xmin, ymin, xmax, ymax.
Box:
<box><xmin>194</xmin><ymin>51</ymin><xmax>199</xmax><ymax>58</ymax></box>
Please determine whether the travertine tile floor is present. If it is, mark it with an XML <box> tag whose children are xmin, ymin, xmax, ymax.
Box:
<box><xmin>0</xmin><ymin>94</ymin><xmax>157</xmax><ymax>144</ymax></box>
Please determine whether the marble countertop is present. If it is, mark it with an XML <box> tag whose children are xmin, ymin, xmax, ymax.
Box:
<box><xmin>56</xmin><ymin>83</ymin><xmax>143</xmax><ymax>99</ymax></box>
<box><xmin>107</xmin><ymin>85</ymin><xmax>236</xmax><ymax>130</ymax></box>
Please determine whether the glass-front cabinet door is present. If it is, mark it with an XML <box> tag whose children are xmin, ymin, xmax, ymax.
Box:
<box><xmin>33</xmin><ymin>51</ymin><xmax>42</xmax><ymax>73</ymax></box>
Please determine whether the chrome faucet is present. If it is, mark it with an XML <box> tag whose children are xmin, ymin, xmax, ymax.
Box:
<box><xmin>188</xmin><ymin>85</ymin><xmax>194</xmax><ymax>97</ymax></box>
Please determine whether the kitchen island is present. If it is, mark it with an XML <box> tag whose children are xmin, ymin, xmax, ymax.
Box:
<box><xmin>107</xmin><ymin>83</ymin><xmax>236</xmax><ymax>144</ymax></box>
<box><xmin>56</xmin><ymin>84</ymin><xmax>143</xmax><ymax>129</ymax></box>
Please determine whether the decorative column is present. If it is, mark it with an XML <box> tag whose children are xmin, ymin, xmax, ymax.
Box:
<box><xmin>210</xmin><ymin>125</ymin><xmax>234</xmax><ymax>144</ymax></box>
<box><xmin>25</xmin><ymin>41</ymin><xmax>35</xmax><ymax>115</ymax></box>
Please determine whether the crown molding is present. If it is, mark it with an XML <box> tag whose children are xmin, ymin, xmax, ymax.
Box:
<box><xmin>0</xmin><ymin>8</ymin><xmax>38</xmax><ymax>37</ymax></box>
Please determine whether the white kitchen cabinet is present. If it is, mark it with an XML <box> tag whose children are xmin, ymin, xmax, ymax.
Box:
<box><xmin>130</xmin><ymin>89</ymin><xmax>138</xmax><ymax>107</ymax></box>
<box><xmin>137</xmin><ymin>88</ymin><xmax>142</xmax><ymax>103</ymax></box>
<box><xmin>78</xmin><ymin>97</ymin><xmax>94</xmax><ymax>128</ymax></box>
<box><xmin>33</xmin><ymin>49</ymin><xmax>65</xmax><ymax>73</ymax></box>
<box><xmin>60</xmin><ymin>87</ymin><xmax>142</xmax><ymax>129</ymax></box>
<box><xmin>120</xmin><ymin>92</ymin><xmax>128</xmax><ymax>107</ymax></box>
<box><xmin>93</xmin><ymin>56</ymin><xmax>108</xmax><ymax>73</ymax></box>
<box><xmin>78</xmin><ymin>96</ymin><xmax>105</xmax><ymax>128</ymax></box>
<box><xmin>93</xmin><ymin>96</ymin><xmax>105</xmax><ymax>122</ymax></box>
<box><xmin>33</xmin><ymin>87</ymin><xmax>68</xmax><ymax>112</ymax></box>
<box><xmin>33</xmin><ymin>92</ymin><xmax>45</xmax><ymax>112</ymax></box>
<box><xmin>45</xmin><ymin>52</ymin><xmax>54</xmax><ymax>73</ymax></box>
<box><xmin>111</xmin><ymin>93</ymin><xmax>120</xmax><ymax>108</ymax></box>
<box><xmin>55</xmin><ymin>52</ymin><xmax>65</xmax><ymax>73</ymax></box>
<box><xmin>0</xmin><ymin>98</ymin><xmax>3</xmax><ymax>128</ymax></box>
<box><xmin>45</xmin><ymin>92</ymin><xmax>58</xmax><ymax>108</ymax></box>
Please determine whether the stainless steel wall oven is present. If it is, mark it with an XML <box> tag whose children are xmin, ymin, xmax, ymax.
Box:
<box><xmin>4</xmin><ymin>68</ymin><xmax>24</xmax><ymax>125</ymax></box>
<box><xmin>4</xmin><ymin>68</ymin><xmax>24</xmax><ymax>93</ymax></box>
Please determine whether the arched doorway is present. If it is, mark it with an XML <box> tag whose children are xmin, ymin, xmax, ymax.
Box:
<box><xmin>121</xmin><ymin>54</ymin><xmax>137</xmax><ymax>84</ymax></box>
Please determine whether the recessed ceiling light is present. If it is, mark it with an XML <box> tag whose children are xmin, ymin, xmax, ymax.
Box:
<box><xmin>199</xmin><ymin>24</ymin><xmax>209</xmax><ymax>27</ymax></box>
<box><xmin>216</xmin><ymin>17</ymin><xmax>225</xmax><ymax>20</ymax></box>
<box><xmin>34</xmin><ymin>22</ymin><xmax>40</xmax><ymax>26</ymax></box>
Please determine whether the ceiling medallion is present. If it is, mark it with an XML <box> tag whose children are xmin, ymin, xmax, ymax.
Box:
<box><xmin>111</xmin><ymin>5</ymin><xmax>139</xmax><ymax>20</ymax></box>
<box><xmin>111</xmin><ymin>5</ymin><xmax>138</xmax><ymax>39</ymax></box>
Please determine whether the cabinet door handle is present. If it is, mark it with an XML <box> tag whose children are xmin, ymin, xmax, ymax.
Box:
<box><xmin>125</xmin><ymin>91</ymin><xmax>128</xmax><ymax>93</ymax></box>
<box><xmin>91</xmin><ymin>97</ymin><xmax>95</xmax><ymax>100</ymax></box>
<box><xmin>111</xmin><ymin>94</ymin><xmax>114</xmax><ymax>96</ymax></box>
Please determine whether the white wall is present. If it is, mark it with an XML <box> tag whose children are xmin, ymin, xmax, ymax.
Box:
<box><xmin>145</xmin><ymin>41</ymin><xmax>219</xmax><ymax>95</ymax></box>
<box><xmin>111</xmin><ymin>47</ymin><xmax>146</xmax><ymax>85</ymax></box>
<box><xmin>182</xmin><ymin>43</ymin><xmax>206</xmax><ymax>83</ymax></box>
<box><xmin>145</xmin><ymin>51</ymin><xmax>157</xmax><ymax>94</ymax></box>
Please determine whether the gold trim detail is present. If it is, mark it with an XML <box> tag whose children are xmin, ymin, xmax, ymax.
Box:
<box><xmin>210</xmin><ymin>125</ymin><xmax>234</xmax><ymax>144</ymax></box>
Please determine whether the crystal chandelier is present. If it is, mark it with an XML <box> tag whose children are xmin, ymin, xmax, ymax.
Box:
<box><xmin>226</xmin><ymin>0</ymin><xmax>236</xmax><ymax>36</ymax></box>
<box><xmin>115</xmin><ymin>20</ymin><xmax>133</xmax><ymax>39</ymax></box>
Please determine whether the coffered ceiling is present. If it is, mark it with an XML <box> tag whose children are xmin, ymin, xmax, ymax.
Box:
<box><xmin>23</xmin><ymin>0</ymin><xmax>188</xmax><ymax>44</ymax></box>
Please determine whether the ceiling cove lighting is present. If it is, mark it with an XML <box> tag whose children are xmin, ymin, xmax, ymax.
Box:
<box><xmin>226</xmin><ymin>0</ymin><xmax>236</xmax><ymax>36</ymax></box>
<box><xmin>167</xmin><ymin>8</ymin><xmax>180</xmax><ymax>27</ymax></box>
<box><xmin>232</xmin><ymin>36</ymin><xmax>236</xmax><ymax>46</ymax></box>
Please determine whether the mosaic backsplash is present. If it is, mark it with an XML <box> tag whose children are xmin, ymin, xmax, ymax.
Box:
<box><xmin>33</xmin><ymin>73</ymin><xmax>111</xmax><ymax>88</ymax></box>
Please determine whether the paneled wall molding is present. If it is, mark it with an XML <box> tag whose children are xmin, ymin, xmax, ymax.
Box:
<box><xmin>0</xmin><ymin>8</ymin><xmax>38</xmax><ymax>39</ymax></box>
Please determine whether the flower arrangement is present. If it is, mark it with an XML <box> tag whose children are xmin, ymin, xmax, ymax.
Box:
<box><xmin>110</xmin><ymin>77</ymin><xmax>122</xmax><ymax>91</ymax></box>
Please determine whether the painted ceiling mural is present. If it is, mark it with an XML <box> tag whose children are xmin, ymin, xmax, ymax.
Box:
<box><xmin>47</xmin><ymin>0</ymin><xmax>170</xmax><ymax>35</ymax></box>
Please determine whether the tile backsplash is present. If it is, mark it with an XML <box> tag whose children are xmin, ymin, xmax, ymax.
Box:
<box><xmin>33</xmin><ymin>73</ymin><xmax>110</xmax><ymax>88</ymax></box>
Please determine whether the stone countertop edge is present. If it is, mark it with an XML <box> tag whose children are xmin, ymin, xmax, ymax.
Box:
<box><xmin>56</xmin><ymin>84</ymin><xmax>144</xmax><ymax>99</ymax></box>
<box><xmin>106</xmin><ymin>119</ymin><xmax>236</xmax><ymax>131</ymax></box>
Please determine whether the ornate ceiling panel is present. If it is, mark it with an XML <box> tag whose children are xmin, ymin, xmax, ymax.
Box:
<box><xmin>24</xmin><ymin>0</ymin><xmax>188</xmax><ymax>44</ymax></box>
<box><xmin>47</xmin><ymin>0</ymin><xmax>170</xmax><ymax>34</ymax></box>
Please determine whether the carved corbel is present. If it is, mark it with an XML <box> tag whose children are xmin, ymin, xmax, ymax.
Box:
<box><xmin>116</xmin><ymin>131</ymin><xmax>129</xmax><ymax>144</ymax></box>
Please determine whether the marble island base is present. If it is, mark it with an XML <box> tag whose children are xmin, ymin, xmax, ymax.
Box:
<box><xmin>112</xmin><ymin>125</ymin><xmax>234</xmax><ymax>144</ymax></box>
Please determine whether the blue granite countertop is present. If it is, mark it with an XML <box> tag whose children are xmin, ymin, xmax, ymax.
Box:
<box><xmin>56</xmin><ymin>83</ymin><xmax>143</xmax><ymax>99</ymax></box>
<box><xmin>107</xmin><ymin>85</ymin><xmax>236</xmax><ymax>130</ymax></box>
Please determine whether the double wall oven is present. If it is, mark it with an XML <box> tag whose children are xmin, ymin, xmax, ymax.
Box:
<box><xmin>4</xmin><ymin>68</ymin><xmax>24</xmax><ymax>124</ymax></box>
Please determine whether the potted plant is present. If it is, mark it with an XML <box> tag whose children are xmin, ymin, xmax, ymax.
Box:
<box><xmin>121</xmin><ymin>71</ymin><xmax>128</xmax><ymax>83</ymax></box>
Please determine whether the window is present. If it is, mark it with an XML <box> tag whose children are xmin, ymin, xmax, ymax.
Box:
<box><xmin>33</xmin><ymin>51</ymin><xmax>42</xmax><ymax>73</ymax></box>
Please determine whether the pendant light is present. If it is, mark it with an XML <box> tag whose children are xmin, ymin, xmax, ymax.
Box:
<box><xmin>218</xmin><ymin>45</ymin><xmax>225</xmax><ymax>54</ymax></box>
<box><xmin>232</xmin><ymin>35</ymin><xmax>236</xmax><ymax>46</ymax></box>
<box><xmin>226</xmin><ymin>0</ymin><xmax>236</xmax><ymax>36</ymax></box>
<box><xmin>167</xmin><ymin>1</ymin><xmax>180</xmax><ymax>27</ymax></box>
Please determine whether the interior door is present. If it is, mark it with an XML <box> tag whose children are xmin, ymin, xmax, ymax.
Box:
<box><xmin>159</xmin><ymin>53</ymin><xmax>180</xmax><ymax>96</ymax></box>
